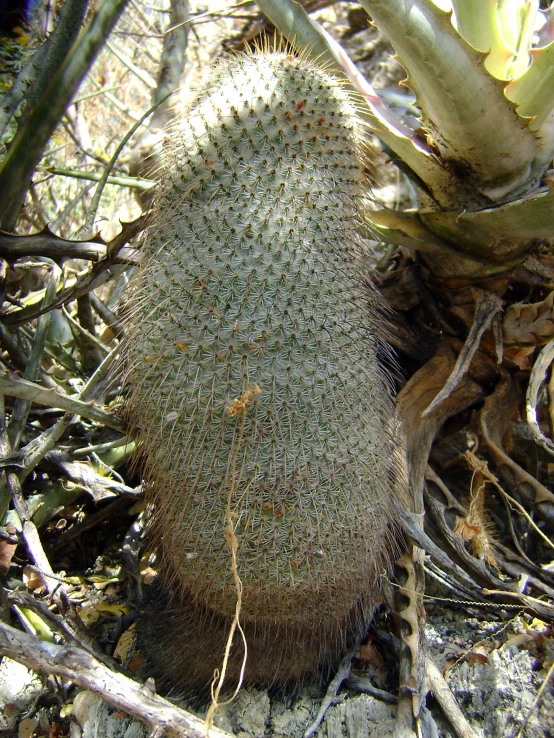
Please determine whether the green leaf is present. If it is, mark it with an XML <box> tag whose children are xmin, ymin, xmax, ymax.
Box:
<box><xmin>420</xmin><ymin>182</ymin><xmax>554</xmax><ymax>277</ymax></box>
<box><xmin>506</xmin><ymin>0</ymin><xmax>537</xmax><ymax>79</ymax></box>
<box><xmin>506</xmin><ymin>42</ymin><xmax>554</xmax><ymax>136</ymax></box>
<box><xmin>359</xmin><ymin>0</ymin><xmax>541</xmax><ymax>200</ymax></box>
<box><xmin>451</xmin><ymin>0</ymin><xmax>514</xmax><ymax>79</ymax></box>
<box><xmin>496</xmin><ymin>0</ymin><xmax>528</xmax><ymax>50</ymax></box>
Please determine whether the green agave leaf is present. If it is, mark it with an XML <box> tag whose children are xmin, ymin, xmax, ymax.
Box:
<box><xmin>505</xmin><ymin>0</ymin><xmax>538</xmax><ymax>79</ymax></box>
<box><xmin>419</xmin><ymin>181</ymin><xmax>554</xmax><ymax>277</ymax></box>
<box><xmin>506</xmin><ymin>41</ymin><xmax>554</xmax><ymax>144</ymax></box>
<box><xmin>360</xmin><ymin>0</ymin><xmax>541</xmax><ymax>201</ymax></box>
<box><xmin>450</xmin><ymin>0</ymin><xmax>540</xmax><ymax>80</ymax></box>
<box><xmin>496</xmin><ymin>0</ymin><xmax>528</xmax><ymax>51</ymax></box>
<box><xmin>451</xmin><ymin>0</ymin><xmax>514</xmax><ymax>79</ymax></box>
<box><xmin>367</xmin><ymin>208</ymin><xmax>487</xmax><ymax>263</ymax></box>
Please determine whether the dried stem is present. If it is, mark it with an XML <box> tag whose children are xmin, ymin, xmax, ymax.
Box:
<box><xmin>0</xmin><ymin>375</ymin><xmax>125</xmax><ymax>432</ymax></box>
<box><xmin>0</xmin><ymin>621</ymin><xmax>235</xmax><ymax>738</ymax></box>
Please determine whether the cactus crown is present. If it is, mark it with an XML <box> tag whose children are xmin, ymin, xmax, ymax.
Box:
<box><xmin>121</xmin><ymin>51</ymin><xmax>398</xmax><ymax>690</ymax></box>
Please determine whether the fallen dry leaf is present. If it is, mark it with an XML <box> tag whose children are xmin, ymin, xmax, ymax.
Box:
<box><xmin>113</xmin><ymin>623</ymin><xmax>136</xmax><ymax>663</ymax></box>
<box><xmin>462</xmin><ymin>650</ymin><xmax>489</xmax><ymax>666</ymax></box>
<box><xmin>0</xmin><ymin>525</ymin><xmax>17</xmax><ymax>575</ymax></box>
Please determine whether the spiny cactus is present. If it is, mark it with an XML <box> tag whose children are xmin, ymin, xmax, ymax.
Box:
<box><xmin>121</xmin><ymin>51</ymin><xmax>399</xmax><ymax>694</ymax></box>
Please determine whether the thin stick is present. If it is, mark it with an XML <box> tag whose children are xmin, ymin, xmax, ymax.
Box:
<box><xmin>426</xmin><ymin>657</ymin><xmax>479</xmax><ymax>738</ymax></box>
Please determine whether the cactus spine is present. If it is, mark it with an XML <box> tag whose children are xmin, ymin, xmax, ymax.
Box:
<box><xmin>122</xmin><ymin>51</ymin><xmax>398</xmax><ymax>694</ymax></box>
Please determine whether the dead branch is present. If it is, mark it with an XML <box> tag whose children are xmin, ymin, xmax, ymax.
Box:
<box><xmin>423</xmin><ymin>290</ymin><xmax>502</xmax><ymax>417</ymax></box>
<box><xmin>425</xmin><ymin>658</ymin><xmax>478</xmax><ymax>738</ymax></box>
<box><xmin>303</xmin><ymin>648</ymin><xmax>354</xmax><ymax>738</ymax></box>
<box><xmin>0</xmin><ymin>620</ymin><xmax>235</xmax><ymax>738</ymax></box>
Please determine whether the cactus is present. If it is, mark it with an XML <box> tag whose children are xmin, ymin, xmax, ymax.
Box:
<box><xmin>121</xmin><ymin>51</ymin><xmax>398</xmax><ymax>695</ymax></box>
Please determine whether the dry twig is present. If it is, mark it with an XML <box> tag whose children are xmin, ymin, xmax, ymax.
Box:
<box><xmin>0</xmin><ymin>620</ymin><xmax>235</xmax><ymax>738</ymax></box>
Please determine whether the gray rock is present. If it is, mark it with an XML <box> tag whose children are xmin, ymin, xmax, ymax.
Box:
<box><xmin>74</xmin><ymin>694</ymin><xmax>149</xmax><ymax>738</ymax></box>
<box><xmin>446</xmin><ymin>647</ymin><xmax>550</xmax><ymax>738</ymax></box>
<box><xmin>0</xmin><ymin>658</ymin><xmax>43</xmax><ymax>733</ymax></box>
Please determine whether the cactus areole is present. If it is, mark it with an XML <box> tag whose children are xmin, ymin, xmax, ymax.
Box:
<box><xmin>121</xmin><ymin>52</ymin><xmax>399</xmax><ymax>694</ymax></box>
